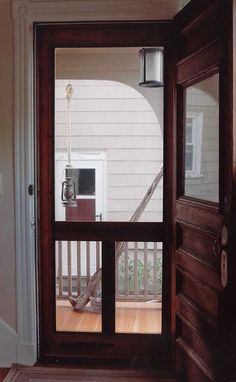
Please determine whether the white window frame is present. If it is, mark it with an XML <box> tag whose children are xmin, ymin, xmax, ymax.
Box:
<box><xmin>185</xmin><ymin>112</ymin><xmax>203</xmax><ymax>178</ymax></box>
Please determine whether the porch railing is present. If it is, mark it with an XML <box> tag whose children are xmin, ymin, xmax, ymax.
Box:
<box><xmin>56</xmin><ymin>240</ymin><xmax>162</xmax><ymax>302</ymax></box>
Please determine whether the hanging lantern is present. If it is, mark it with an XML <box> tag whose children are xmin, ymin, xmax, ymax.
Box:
<box><xmin>60</xmin><ymin>82</ymin><xmax>77</xmax><ymax>207</ymax></box>
<box><xmin>61</xmin><ymin>175</ymin><xmax>77</xmax><ymax>207</ymax></box>
<box><xmin>139</xmin><ymin>48</ymin><xmax>164</xmax><ymax>88</ymax></box>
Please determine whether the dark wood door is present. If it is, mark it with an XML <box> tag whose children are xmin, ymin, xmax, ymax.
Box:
<box><xmin>36</xmin><ymin>21</ymin><xmax>174</xmax><ymax>369</ymax></box>
<box><xmin>166</xmin><ymin>1</ymin><xmax>236</xmax><ymax>381</ymax></box>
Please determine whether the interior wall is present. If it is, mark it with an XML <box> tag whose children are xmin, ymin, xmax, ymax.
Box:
<box><xmin>0</xmin><ymin>0</ymin><xmax>16</xmax><ymax>330</ymax></box>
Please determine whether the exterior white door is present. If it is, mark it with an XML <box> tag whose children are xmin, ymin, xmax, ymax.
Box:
<box><xmin>55</xmin><ymin>151</ymin><xmax>106</xmax><ymax>276</ymax></box>
<box><xmin>55</xmin><ymin>151</ymin><xmax>106</xmax><ymax>222</ymax></box>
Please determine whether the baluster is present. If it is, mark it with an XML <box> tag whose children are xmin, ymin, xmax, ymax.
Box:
<box><xmin>77</xmin><ymin>241</ymin><xmax>81</xmax><ymax>296</ymax></box>
<box><xmin>115</xmin><ymin>256</ymin><xmax>119</xmax><ymax>299</ymax></box>
<box><xmin>58</xmin><ymin>241</ymin><xmax>63</xmax><ymax>297</ymax></box>
<box><xmin>153</xmin><ymin>242</ymin><xmax>158</xmax><ymax>298</ymax></box>
<box><xmin>67</xmin><ymin>241</ymin><xmax>72</xmax><ymax>296</ymax></box>
<box><xmin>125</xmin><ymin>242</ymin><xmax>129</xmax><ymax>296</ymax></box>
<box><xmin>134</xmin><ymin>242</ymin><xmax>138</xmax><ymax>297</ymax></box>
<box><xmin>144</xmin><ymin>242</ymin><xmax>148</xmax><ymax>298</ymax></box>
<box><xmin>96</xmin><ymin>241</ymin><xmax>100</xmax><ymax>271</ymax></box>
<box><xmin>86</xmin><ymin>241</ymin><xmax>90</xmax><ymax>285</ymax></box>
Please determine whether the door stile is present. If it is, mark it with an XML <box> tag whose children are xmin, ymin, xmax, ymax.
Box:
<box><xmin>163</xmin><ymin>39</ymin><xmax>177</xmax><ymax>352</ymax></box>
<box><xmin>36</xmin><ymin>33</ymin><xmax>56</xmax><ymax>350</ymax></box>
<box><xmin>102</xmin><ymin>241</ymin><xmax>115</xmax><ymax>335</ymax></box>
<box><xmin>217</xmin><ymin>1</ymin><xmax>236</xmax><ymax>378</ymax></box>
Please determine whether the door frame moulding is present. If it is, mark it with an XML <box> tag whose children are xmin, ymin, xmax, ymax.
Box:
<box><xmin>12</xmin><ymin>0</ymin><xmax>173</xmax><ymax>366</ymax></box>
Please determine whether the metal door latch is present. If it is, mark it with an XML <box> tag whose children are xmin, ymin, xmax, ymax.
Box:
<box><xmin>28</xmin><ymin>184</ymin><xmax>34</xmax><ymax>195</ymax></box>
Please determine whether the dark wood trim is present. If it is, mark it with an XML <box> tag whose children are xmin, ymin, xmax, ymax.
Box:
<box><xmin>176</xmin><ymin>338</ymin><xmax>214</xmax><ymax>382</ymax></box>
<box><xmin>53</xmin><ymin>222</ymin><xmax>164</xmax><ymax>242</ymax></box>
<box><xmin>36</xmin><ymin>20</ymin><xmax>173</xmax><ymax>367</ymax></box>
<box><xmin>174</xmin><ymin>0</ymin><xmax>220</xmax><ymax>35</ymax></box>
<box><xmin>102</xmin><ymin>241</ymin><xmax>115</xmax><ymax>335</ymax></box>
<box><xmin>177</xmin><ymin>267</ymin><xmax>218</xmax><ymax>319</ymax></box>
<box><xmin>176</xmin><ymin>199</ymin><xmax>222</xmax><ymax>236</ymax></box>
<box><xmin>176</xmin><ymin>293</ymin><xmax>217</xmax><ymax>334</ymax></box>
<box><xmin>0</xmin><ymin>369</ymin><xmax>10</xmax><ymax>382</ymax></box>
<box><xmin>36</xmin><ymin>29</ymin><xmax>56</xmax><ymax>350</ymax></box>
<box><xmin>215</xmin><ymin>2</ymin><xmax>236</xmax><ymax>380</ymax></box>
<box><xmin>178</xmin><ymin>320</ymin><xmax>217</xmax><ymax>376</ymax></box>
<box><xmin>177</xmin><ymin>41</ymin><xmax>221</xmax><ymax>86</ymax></box>
<box><xmin>176</xmin><ymin>249</ymin><xmax>222</xmax><ymax>292</ymax></box>
<box><xmin>39</xmin><ymin>332</ymin><xmax>171</xmax><ymax>368</ymax></box>
<box><xmin>36</xmin><ymin>21</ymin><xmax>173</xmax><ymax>49</ymax></box>
<box><xmin>163</xmin><ymin>37</ymin><xmax>177</xmax><ymax>366</ymax></box>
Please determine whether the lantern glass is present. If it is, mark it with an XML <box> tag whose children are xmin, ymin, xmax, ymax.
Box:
<box><xmin>139</xmin><ymin>48</ymin><xmax>163</xmax><ymax>87</ymax></box>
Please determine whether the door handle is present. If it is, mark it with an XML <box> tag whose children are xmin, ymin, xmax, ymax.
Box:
<box><xmin>213</xmin><ymin>225</ymin><xmax>228</xmax><ymax>288</ymax></box>
<box><xmin>221</xmin><ymin>250</ymin><xmax>228</xmax><ymax>288</ymax></box>
<box><xmin>213</xmin><ymin>225</ymin><xmax>229</xmax><ymax>259</ymax></box>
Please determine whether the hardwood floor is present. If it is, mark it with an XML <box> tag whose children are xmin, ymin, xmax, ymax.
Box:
<box><xmin>56</xmin><ymin>300</ymin><xmax>162</xmax><ymax>334</ymax></box>
<box><xmin>2</xmin><ymin>302</ymin><xmax>165</xmax><ymax>380</ymax></box>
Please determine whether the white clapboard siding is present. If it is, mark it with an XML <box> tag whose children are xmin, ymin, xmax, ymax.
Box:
<box><xmin>108</xmin><ymin>211</ymin><xmax>163</xmax><ymax>222</ymax></box>
<box><xmin>187</xmin><ymin>94</ymin><xmax>218</xmax><ymax>107</ymax></box>
<box><xmin>55</xmin><ymin>79</ymin><xmax>163</xmax><ymax>221</ymax></box>
<box><xmin>55</xmin><ymin>98</ymin><xmax>151</xmax><ymax>112</ymax></box>
<box><xmin>108</xmin><ymin>187</ymin><xmax>163</xmax><ymax>200</ymax></box>
<box><xmin>55</xmin><ymin>136</ymin><xmax>160</xmax><ymax>149</ymax></box>
<box><xmin>107</xmin><ymin>149</ymin><xmax>163</xmax><ymax>161</ymax></box>
<box><xmin>55</xmin><ymin>84</ymin><xmax>142</xmax><ymax>99</ymax></box>
<box><xmin>204</xmin><ymin>161</ymin><xmax>218</xmax><ymax>173</ymax></box>
<box><xmin>108</xmin><ymin>174</ymin><xmax>161</xmax><ymax>187</ymax></box>
<box><xmin>55</xmin><ymin>123</ymin><xmax>161</xmax><ymax>137</ymax></box>
<box><xmin>108</xmin><ymin>199</ymin><xmax>163</xmax><ymax>212</ymax></box>
<box><xmin>55</xmin><ymin>111</ymin><xmax>158</xmax><ymax>124</ymax></box>
<box><xmin>201</xmin><ymin>126</ymin><xmax>219</xmax><ymax>139</ymax></box>
<box><xmin>107</xmin><ymin>161</ymin><xmax>161</xmax><ymax>174</ymax></box>
<box><xmin>189</xmin><ymin>105</ymin><xmax>218</xmax><ymax>117</ymax></box>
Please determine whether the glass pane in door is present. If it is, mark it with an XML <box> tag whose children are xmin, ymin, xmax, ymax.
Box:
<box><xmin>184</xmin><ymin>74</ymin><xmax>219</xmax><ymax>203</ymax></box>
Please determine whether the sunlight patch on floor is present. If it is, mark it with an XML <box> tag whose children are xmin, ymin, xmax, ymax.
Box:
<box><xmin>56</xmin><ymin>300</ymin><xmax>162</xmax><ymax>334</ymax></box>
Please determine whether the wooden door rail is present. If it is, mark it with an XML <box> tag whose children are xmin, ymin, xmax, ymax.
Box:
<box><xmin>53</xmin><ymin>221</ymin><xmax>164</xmax><ymax>242</ymax></box>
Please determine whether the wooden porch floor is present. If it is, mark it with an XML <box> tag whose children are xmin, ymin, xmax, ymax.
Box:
<box><xmin>56</xmin><ymin>301</ymin><xmax>162</xmax><ymax>334</ymax></box>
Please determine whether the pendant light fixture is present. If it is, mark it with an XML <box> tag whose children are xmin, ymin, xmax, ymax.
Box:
<box><xmin>139</xmin><ymin>47</ymin><xmax>164</xmax><ymax>88</ymax></box>
<box><xmin>61</xmin><ymin>82</ymin><xmax>77</xmax><ymax>207</ymax></box>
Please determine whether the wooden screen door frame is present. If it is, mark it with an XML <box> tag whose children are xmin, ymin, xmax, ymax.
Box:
<box><xmin>35</xmin><ymin>4</ymin><xmax>236</xmax><ymax>375</ymax></box>
<box><xmin>36</xmin><ymin>21</ymin><xmax>174</xmax><ymax>366</ymax></box>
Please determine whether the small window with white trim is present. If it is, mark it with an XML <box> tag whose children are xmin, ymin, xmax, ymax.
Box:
<box><xmin>185</xmin><ymin>112</ymin><xmax>203</xmax><ymax>178</ymax></box>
